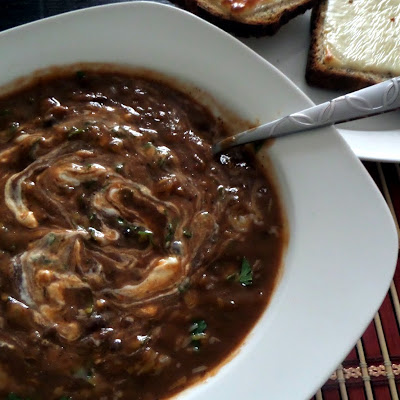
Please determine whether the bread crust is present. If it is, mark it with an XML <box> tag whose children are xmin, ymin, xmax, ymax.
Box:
<box><xmin>172</xmin><ymin>0</ymin><xmax>316</xmax><ymax>37</ymax></box>
<box><xmin>306</xmin><ymin>0</ymin><xmax>395</xmax><ymax>91</ymax></box>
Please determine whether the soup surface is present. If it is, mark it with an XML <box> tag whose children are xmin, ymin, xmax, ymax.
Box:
<box><xmin>0</xmin><ymin>69</ymin><xmax>285</xmax><ymax>400</ymax></box>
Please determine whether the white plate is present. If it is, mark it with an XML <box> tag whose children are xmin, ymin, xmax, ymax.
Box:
<box><xmin>0</xmin><ymin>3</ymin><xmax>397</xmax><ymax>399</ymax></box>
<box><xmin>242</xmin><ymin>11</ymin><xmax>400</xmax><ymax>162</ymax></box>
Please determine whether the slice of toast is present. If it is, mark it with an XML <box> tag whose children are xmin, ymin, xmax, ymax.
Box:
<box><xmin>173</xmin><ymin>0</ymin><xmax>316</xmax><ymax>37</ymax></box>
<box><xmin>306</xmin><ymin>0</ymin><xmax>400</xmax><ymax>91</ymax></box>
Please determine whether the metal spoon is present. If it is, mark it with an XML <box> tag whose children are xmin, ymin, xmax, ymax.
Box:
<box><xmin>212</xmin><ymin>77</ymin><xmax>400</xmax><ymax>154</ymax></box>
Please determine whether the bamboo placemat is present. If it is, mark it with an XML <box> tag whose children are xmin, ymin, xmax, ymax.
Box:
<box><xmin>1</xmin><ymin>3</ymin><xmax>400</xmax><ymax>399</ymax></box>
<box><xmin>312</xmin><ymin>163</ymin><xmax>400</xmax><ymax>400</ymax></box>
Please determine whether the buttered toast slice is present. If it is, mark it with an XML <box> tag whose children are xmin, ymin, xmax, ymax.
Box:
<box><xmin>306</xmin><ymin>0</ymin><xmax>400</xmax><ymax>90</ymax></box>
<box><xmin>173</xmin><ymin>0</ymin><xmax>316</xmax><ymax>37</ymax></box>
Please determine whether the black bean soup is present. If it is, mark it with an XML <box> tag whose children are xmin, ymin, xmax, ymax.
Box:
<box><xmin>0</xmin><ymin>68</ymin><xmax>286</xmax><ymax>400</ymax></box>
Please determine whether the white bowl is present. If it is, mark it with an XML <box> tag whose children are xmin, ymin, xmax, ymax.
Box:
<box><xmin>0</xmin><ymin>2</ymin><xmax>397</xmax><ymax>399</ymax></box>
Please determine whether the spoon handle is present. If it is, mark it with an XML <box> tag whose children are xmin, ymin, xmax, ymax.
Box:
<box><xmin>213</xmin><ymin>76</ymin><xmax>400</xmax><ymax>154</ymax></box>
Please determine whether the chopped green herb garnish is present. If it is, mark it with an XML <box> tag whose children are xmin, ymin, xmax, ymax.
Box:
<box><xmin>189</xmin><ymin>320</ymin><xmax>207</xmax><ymax>351</ymax></box>
<box><xmin>165</xmin><ymin>222</ymin><xmax>175</xmax><ymax>247</ymax></box>
<box><xmin>76</xmin><ymin>70</ymin><xmax>86</xmax><ymax>80</ymax></box>
<box><xmin>47</xmin><ymin>232</ymin><xmax>57</xmax><ymax>245</ymax></box>
<box><xmin>189</xmin><ymin>320</ymin><xmax>207</xmax><ymax>335</ymax></box>
<box><xmin>137</xmin><ymin>229</ymin><xmax>154</xmax><ymax>244</ymax></box>
<box><xmin>89</xmin><ymin>213</ymin><xmax>97</xmax><ymax>222</ymax></box>
<box><xmin>239</xmin><ymin>257</ymin><xmax>253</xmax><ymax>286</ymax></box>
<box><xmin>183</xmin><ymin>229</ymin><xmax>192</xmax><ymax>238</ymax></box>
<box><xmin>86</xmin><ymin>164</ymin><xmax>93</xmax><ymax>170</ymax></box>
<box><xmin>117</xmin><ymin>217</ymin><xmax>153</xmax><ymax>245</ymax></box>
<box><xmin>59</xmin><ymin>397</ymin><xmax>71</xmax><ymax>400</ymax></box>
<box><xmin>68</xmin><ymin>126</ymin><xmax>86</xmax><ymax>139</ymax></box>
<box><xmin>115</xmin><ymin>163</ymin><xmax>124</xmax><ymax>173</ymax></box>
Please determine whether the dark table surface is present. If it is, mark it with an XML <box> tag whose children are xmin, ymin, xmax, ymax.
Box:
<box><xmin>1</xmin><ymin>2</ymin><xmax>399</xmax><ymax>399</ymax></box>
